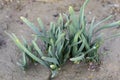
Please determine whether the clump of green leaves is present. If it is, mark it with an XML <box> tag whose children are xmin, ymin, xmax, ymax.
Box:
<box><xmin>67</xmin><ymin>1</ymin><xmax>120</xmax><ymax>63</ymax></box>
<box><xmin>7</xmin><ymin>0</ymin><xmax>120</xmax><ymax>79</ymax></box>
<box><xmin>7</xmin><ymin>15</ymin><xmax>70</xmax><ymax>78</ymax></box>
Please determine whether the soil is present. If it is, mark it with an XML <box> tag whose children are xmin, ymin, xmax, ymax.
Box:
<box><xmin>0</xmin><ymin>0</ymin><xmax>120</xmax><ymax>80</ymax></box>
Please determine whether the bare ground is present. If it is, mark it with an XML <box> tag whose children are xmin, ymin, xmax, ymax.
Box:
<box><xmin>0</xmin><ymin>0</ymin><xmax>120</xmax><ymax>80</ymax></box>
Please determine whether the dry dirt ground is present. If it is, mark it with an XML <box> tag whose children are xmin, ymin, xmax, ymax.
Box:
<box><xmin>0</xmin><ymin>0</ymin><xmax>120</xmax><ymax>80</ymax></box>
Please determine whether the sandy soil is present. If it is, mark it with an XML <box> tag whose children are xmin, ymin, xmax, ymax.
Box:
<box><xmin>0</xmin><ymin>0</ymin><xmax>120</xmax><ymax>80</ymax></box>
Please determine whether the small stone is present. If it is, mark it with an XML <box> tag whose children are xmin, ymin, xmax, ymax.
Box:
<box><xmin>88</xmin><ymin>11</ymin><xmax>92</xmax><ymax>15</ymax></box>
